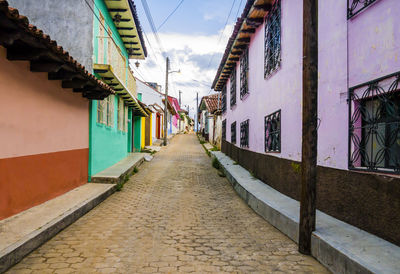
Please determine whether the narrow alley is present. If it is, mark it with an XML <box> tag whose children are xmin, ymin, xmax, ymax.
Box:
<box><xmin>8</xmin><ymin>134</ymin><xmax>328</xmax><ymax>273</ymax></box>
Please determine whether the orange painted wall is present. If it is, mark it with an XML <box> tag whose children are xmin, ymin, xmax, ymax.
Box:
<box><xmin>0</xmin><ymin>149</ymin><xmax>89</xmax><ymax>219</ymax></box>
<box><xmin>0</xmin><ymin>46</ymin><xmax>89</xmax><ymax>220</ymax></box>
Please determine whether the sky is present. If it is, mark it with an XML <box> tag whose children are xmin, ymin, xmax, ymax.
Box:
<box><xmin>129</xmin><ymin>0</ymin><xmax>246</xmax><ymax>120</ymax></box>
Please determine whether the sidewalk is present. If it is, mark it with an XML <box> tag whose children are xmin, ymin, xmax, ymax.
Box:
<box><xmin>0</xmin><ymin>183</ymin><xmax>115</xmax><ymax>273</ymax></box>
<box><xmin>210</xmin><ymin>149</ymin><xmax>400</xmax><ymax>274</ymax></box>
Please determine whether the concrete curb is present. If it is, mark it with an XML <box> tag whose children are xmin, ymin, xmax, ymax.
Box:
<box><xmin>210</xmin><ymin>151</ymin><xmax>400</xmax><ymax>274</ymax></box>
<box><xmin>91</xmin><ymin>156</ymin><xmax>145</xmax><ymax>184</ymax></box>
<box><xmin>0</xmin><ymin>185</ymin><xmax>115</xmax><ymax>273</ymax></box>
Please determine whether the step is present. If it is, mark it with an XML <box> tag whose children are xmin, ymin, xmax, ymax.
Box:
<box><xmin>211</xmin><ymin>151</ymin><xmax>400</xmax><ymax>274</ymax></box>
<box><xmin>91</xmin><ymin>153</ymin><xmax>147</xmax><ymax>184</ymax></box>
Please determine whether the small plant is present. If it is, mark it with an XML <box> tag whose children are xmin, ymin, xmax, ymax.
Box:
<box><xmin>116</xmin><ymin>181</ymin><xmax>124</xmax><ymax>191</ymax></box>
<box><xmin>291</xmin><ymin>162</ymin><xmax>301</xmax><ymax>174</ymax></box>
<box><xmin>133</xmin><ymin>166</ymin><xmax>139</xmax><ymax>173</ymax></box>
<box><xmin>233</xmin><ymin>161</ymin><xmax>239</xmax><ymax>165</ymax></box>
<box><xmin>210</xmin><ymin>147</ymin><xmax>220</xmax><ymax>151</ymax></box>
<box><xmin>250</xmin><ymin>171</ymin><xmax>256</xmax><ymax>178</ymax></box>
<box><xmin>200</xmin><ymin>140</ymin><xmax>206</xmax><ymax>144</ymax></box>
<box><xmin>212</xmin><ymin>157</ymin><xmax>220</xmax><ymax>169</ymax></box>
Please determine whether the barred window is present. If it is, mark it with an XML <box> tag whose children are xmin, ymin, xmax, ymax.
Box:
<box><xmin>222</xmin><ymin>119</ymin><xmax>226</xmax><ymax>141</ymax></box>
<box><xmin>231</xmin><ymin>121</ymin><xmax>236</xmax><ymax>144</ymax></box>
<box><xmin>230</xmin><ymin>69</ymin><xmax>236</xmax><ymax>107</ymax></box>
<box><xmin>222</xmin><ymin>85</ymin><xmax>227</xmax><ymax>113</ymax></box>
<box><xmin>240</xmin><ymin>119</ymin><xmax>249</xmax><ymax>148</ymax></box>
<box><xmin>348</xmin><ymin>0</ymin><xmax>378</xmax><ymax>19</ymax></box>
<box><xmin>240</xmin><ymin>47</ymin><xmax>249</xmax><ymax>99</ymax></box>
<box><xmin>349</xmin><ymin>72</ymin><xmax>400</xmax><ymax>174</ymax></box>
<box><xmin>265</xmin><ymin>110</ymin><xmax>281</xmax><ymax>152</ymax></box>
<box><xmin>264</xmin><ymin>0</ymin><xmax>281</xmax><ymax>78</ymax></box>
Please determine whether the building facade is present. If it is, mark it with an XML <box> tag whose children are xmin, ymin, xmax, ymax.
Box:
<box><xmin>199</xmin><ymin>94</ymin><xmax>222</xmax><ymax>147</ymax></box>
<box><xmin>0</xmin><ymin>4</ymin><xmax>112</xmax><ymax>219</ymax></box>
<box><xmin>213</xmin><ymin>0</ymin><xmax>400</xmax><ymax>246</ymax></box>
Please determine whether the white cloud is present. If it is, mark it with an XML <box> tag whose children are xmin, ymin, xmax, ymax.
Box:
<box><xmin>130</xmin><ymin>24</ymin><xmax>234</xmax><ymax>121</ymax></box>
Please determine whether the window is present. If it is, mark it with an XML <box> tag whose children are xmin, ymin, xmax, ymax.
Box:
<box><xmin>230</xmin><ymin>69</ymin><xmax>236</xmax><ymax>107</ymax></box>
<box><xmin>240</xmin><ymin>47</ymin><xmax>249</xmax><ymax>99</ymax></box>
<box><xmin>265</xmin><ymin>110</ymin><xmax>281</xmax><ymax>152</ymax></box>
<box><xmin>97</xmin><ymin>100</ymin><xmax>105</xmax><ymax>124</ymax></box>
<box><xmin>231</xmin><ymin>121</ymin><xmax>236</xmax><ymax>144</ymax></box>
<box><xmin>222</xmin><ymin>85</ymin><xmax>227</xmax><ymax>113</ymax></box>
<box><xmin>349</xmin><ymin>72</ymin><xmax>400</xmax><ymax>173</ymax></box>
<box><xmin>124</xmin><ymin>105</ymin><xmax>129</xmax><ymax>132</ymax></box>
<box><xmin>264</xmin><ymin>0</ymin><xmax>281</xmax><ymax>78</ymax></box>
<box><xmin>348</xmin><ymin>0</ymin><xmax>378</xmax><ymax>19</ymax></box>
<box><xmin>118</xmin><ymin>97</ymin><xmax>124</xmax><ymax>131</ymax></box>
<box><xmin>240</xmin><ymin>119</ymin><xmax>249</xmax><ymax>148</ymax></box>
<box><xmin>222</xmin><ymin>119</ymin><xmax>226</xmax><ymax>141</ymax></box>
<box><xmin>106</xmin><ymin>95</ymin><xmax>114</xmax><ymax>127</ymax></box>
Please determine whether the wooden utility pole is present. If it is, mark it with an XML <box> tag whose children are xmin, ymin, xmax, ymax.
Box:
<box><xmin>164</xmin><ymin>57</ymin><xmax>169</xmax><ymax>146</ymax></box>
<box><xmin>299</xmin><ymin>0</ymin><xmax>318</xmax><ymax>255</ymax></box>
<box><xmin>196</xmin><ymin>92</ymin><xmax>199</xmax><ymax>133</ymax></box>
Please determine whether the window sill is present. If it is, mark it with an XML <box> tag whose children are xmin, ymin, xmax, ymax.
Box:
<box><xmin>349</xmin><ymin>167</ymin><xmax>400</xmax><ymax>178</ymax></box>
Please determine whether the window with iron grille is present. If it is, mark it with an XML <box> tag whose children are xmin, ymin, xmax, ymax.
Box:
<box><xmin>231</xmin><ymin>121</ymin><xmax>237</xmax><ymax>144</ymax></box>
<box><xmin>222</xmin><ymin>85</ymin><xmax>227</xmax><ymax>113</ymax></box>
<box><xmin>230</xmin><ymin>69</ymin><xmax>236</xmax><ymax>107</ymax></box>
<box><xmin>240</xmin><ymin>47</ymin><xmax>249</xmax><ymax>99</ymax></box>
<box><xmin>240</xmin><ymin>119</ymin><xmax>249</xmax><ymax>148</ymax></box>
<box><xmin>124</xmin><ymin>105</ymin><xmax>129</xmax><ymax>132</ymax></box>
<box><xmin>349</xmin><ymin>72</ymin><xmax>400</xmax><ymax>174</ymax></box>
<box><xmin>264</xmin><ymin>0</ymin><xmax>281</xmax><ymax>78</ymax></box>
<box><xmin>265</xmin><ymin>110</ymin><xmax>281</xmax><ymax>152</ymax></box>
<box><xmin>222</xmin><ymin>119</ymin><xmax>226</xmax><ymax>141</ymax></box>
<box><xmin>118</xmin><ymin>97</ymin><xmax>124</xmax><ymax>131</ymax></box>
<box><xmin>348</xmin><ymin>0</ymin><xmax>378</xmax><ymax>19</ymax></box>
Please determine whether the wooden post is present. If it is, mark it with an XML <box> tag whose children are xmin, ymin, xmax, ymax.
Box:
<box><xmin>299</xmin><ymin>0</ymin><xmax>318</xmax><ymax>255</ymax></box>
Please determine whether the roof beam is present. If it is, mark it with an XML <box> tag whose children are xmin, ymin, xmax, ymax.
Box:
<box><xmin>120</xmin><ymin>35</ymin><xmax>137</xmax><ymax>38</ymax></box>
<box><xmin>48</xmin><ymin>70</ymin><xmax>83</xmax><ymax>81</ymax></box>
<box><xmin>108</xmin><ymin>8</ymin><xmax>127</xmax><ymax>12</ymax></box>
<box><xmin>254</xmin><ymin>3</ymin><xmax>273</xmax><ymax>11</ymax></box>
<box><xmin>116</xmin><ymin>27</ymin><xmax>134</xmax><ymax>31</ymax></box>
<box><xmin>30</xmin><ymin>61</ymin><xmax>64</xmax><ymax>73</ymax></box>
<box><xmin>241</xmin><ymin>28</ymin><xmax>255</xmax><ymax>34</ymax></box>
<box><xmin>237</xmin><ymin>37</ymin><xmax>251</xmax><ymax>43</ymax></box>
<box><xmin>62</xmin><ymin>79</ymin><xmax>91</xmax><ymax>89</ymax></box>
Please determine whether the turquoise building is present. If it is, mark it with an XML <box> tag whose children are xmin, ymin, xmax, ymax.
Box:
<box><xmin>89</xmin><ymin>0</ymin><xmax>148</xmax><ymax>178</ymax></box>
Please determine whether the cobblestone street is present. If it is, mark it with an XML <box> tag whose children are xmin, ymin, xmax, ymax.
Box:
<box><xmin>8</xmin><ymin>134</ymin><xmax>328</xmax><ymax>273</ymax></box>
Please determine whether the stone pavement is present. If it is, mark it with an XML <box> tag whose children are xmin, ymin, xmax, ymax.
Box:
<box><xmin>7</xmin><ymin>134</ymin><xmax>328</xmax><ymax>273</ymax></box>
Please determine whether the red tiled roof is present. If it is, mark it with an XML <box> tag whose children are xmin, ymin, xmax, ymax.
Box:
<box><xmin>201</xmin><ymin>94</ymin><xmax>221</xmax><ymax>114</ymax></box>
<box><xmin>0</xmin><ymin>0</ymin><xmax>114</xmax><ymax>99</ymax></box>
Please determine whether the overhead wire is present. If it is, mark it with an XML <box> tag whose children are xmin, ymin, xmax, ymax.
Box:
<box><xmin>157</xmin><ymin>0</ymin><xmax>185</xmax><ymax>31</ymax></box>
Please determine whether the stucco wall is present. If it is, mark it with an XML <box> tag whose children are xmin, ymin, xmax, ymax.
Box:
<box><xmin>0</xmin><ymin>47</ymin><xmax>89</xmax><ymax>158</ymax></box>
<box><xmin>224</xmin><ymin>0</ymin><xmax>303</xmax><ymax>162</ymax></box>
<box><xmin>7</xmin><ymin>0</ymin><xmax>94</xmax><ymax>71</ymax></box>
<box><xmin>223</xmin><ymin>0</ymin><xmax>400</xmax><ymax>171</ymax></box>
<box><xmin>0</xmin><ymin>47</ymin><xmax>89</xmax><ymax>219</ymax></box>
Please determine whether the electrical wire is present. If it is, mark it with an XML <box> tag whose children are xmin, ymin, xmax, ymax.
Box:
<box><xmin>157</xmin><ymin>0</ymin><xmax>185</xmax><ymax>31</ymax></box>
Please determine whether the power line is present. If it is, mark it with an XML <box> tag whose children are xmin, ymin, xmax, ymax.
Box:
<box><xmin>141</xmin><ymin>0</ymin><xmax>166</xmax><ymax>56</ymax></box>
<box><xmin>157</xmin><ymin>0</ymin><xmax>185</xmax><ymax>31</ymax></box>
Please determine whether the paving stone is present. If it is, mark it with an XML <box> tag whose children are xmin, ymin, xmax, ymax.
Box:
<box><xmin>7</xmin><ymin>134</ymin><xmax>328</xmax><ymax>273</ymax></box>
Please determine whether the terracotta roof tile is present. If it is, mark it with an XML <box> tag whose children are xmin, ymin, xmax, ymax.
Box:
<box><xmin>202</xmin><ymin>94</ymin><xmax>222</xmax><ymax>113</ymax></box>
<box><xmin>0</xmin><ymin>0</ymin><xmax>114</xmax><ymax>99</ymax></box>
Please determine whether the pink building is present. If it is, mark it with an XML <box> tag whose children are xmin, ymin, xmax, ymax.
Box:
<box><xmin>212</xmin><ymin>0</ymin><xmax>400</xmax><ymax>246</ymax></box>
<box><xmin>0</xmin><ymin>4</ymin><xmax>112</xmax><ymax>220</ymax></box>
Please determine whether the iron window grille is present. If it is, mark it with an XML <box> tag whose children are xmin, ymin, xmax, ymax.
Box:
<box><xmin>222</xmin><ymin>85</ymin><xmax>227</xmax><ymax>113</ymax></box>
<box><xmin>349</xmin><ymin>71</ymin><xmax>400</xmax><ymax>174</ymax></box>
<box><xmin>264</xmin><ymin>0</ymin><xmax>281</xmax><ymax>78</ymax></box>
<box><xmin>230</xmin><ymin>69</ymin><xmax>236</xmax><ymax>107</ymax></box>
<box><xmin>231</xmin><ymin>121</ymin><xmax>237</xmax><ymax>144</ymax></box>
<box><xmin>348</xmin><ymin>0</ymin><xmax>378</xmax><ymax>19</ymax></box>
<box><xmin>222</xmin><ymin>119</ymin><xmax>226</xmax><ymax>141</ymax></box>
<box><xmin>240</xmin><ymin>119</ymin><xmax>250</xmax><ymax>148</ymax></box>
<box><xmin>240</xmin><ymin>47</ymin><xmax>249</xmax><ymax>99</ymax></box>
<box><xmin>265</xmin><ymin>110</ymin><xmax>281</xmax><ymax>152</ymax></box>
